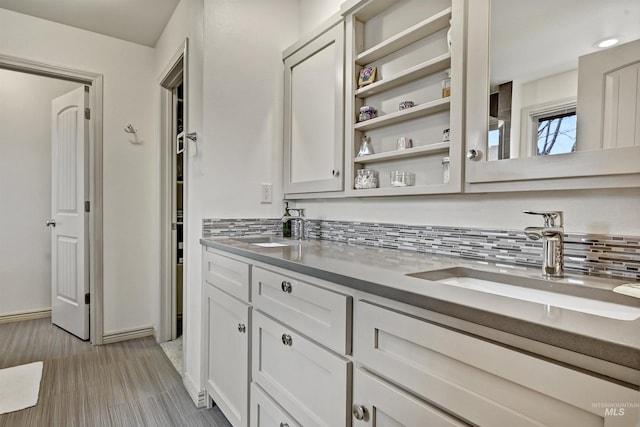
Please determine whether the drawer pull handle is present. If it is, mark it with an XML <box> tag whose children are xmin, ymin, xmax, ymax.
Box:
<box><xmin>352</xmin><ymin>404</ymin><xmax>367</xmax><ymax>421</ymax></box>
<box><xmin>237</xmin><ymin>323</ymin><xmax>246</xmax><ymax>333</ymax></box>
<box><xmin>280</xmin><ymin>423</ymin><xmax>289</xmax><ymax>427</ymax></box>
<box><xmin>281</xmin><ymin>334</ymin><xmax>293</xmax><ymax>346</ymax></box>
<box><xmin>281</xmin><ymin>281</ymin><xmax>292</xmax><ymax>293</ymax></box>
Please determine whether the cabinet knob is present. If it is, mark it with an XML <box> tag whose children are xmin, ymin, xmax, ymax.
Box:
<box><xmin>352</xmin><ymin>404</ymin><xmax>368</xmax><ymax>421</ymax></box>
<box><xmin>46</xmin><ymin>219</ymin><xmax>56</xmax><ymax>227</ymax></box>
<box><xmin>332</xmin><ymin>169</ymin><xmax>340</xmax><ymax>177</ymax></box>
<box><xmin>466</xmin><ymin>149</ymin><xmax>481</xmax><ymax>160</ymax></box>
<box><xmin>237</xmin><ymin>323</ymin><xmax>246</xmax><ymax>333</ymax></box>
<box><xmin>279</xmin><ymin>423</ymin><xmax>289</xmax><ymax>427</ymax></box>
<box><xmin>281</xmin><ymin>281</ymin><xmax>292</xmax><ymax>293</ymax></box>
<box><xmin>281</xmin><ymin>334</ymin><xmax>293</xmax><ymax>346</ymax></box>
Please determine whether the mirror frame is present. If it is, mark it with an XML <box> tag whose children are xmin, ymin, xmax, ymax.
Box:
<box><xmin>464</xmin><ymin>0</ymin><xmax>640</xmax><ymax>192</ymax></box>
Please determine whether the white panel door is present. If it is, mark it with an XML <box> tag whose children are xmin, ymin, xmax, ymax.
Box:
<box><xmin>50</xmin><ymin>86</ymin><xmax>89</xmax><ymax>340</ymax></box>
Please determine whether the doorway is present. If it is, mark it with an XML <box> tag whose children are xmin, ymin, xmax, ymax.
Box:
<box><xmin>159</xmin><ymin>41</ymin><xmax>188</xmax><ymax>374</ymax></box>
<box><xmin>0</xmin><ymin>54</ymin><xmax>104</xmax><ymax>344</ymax></box>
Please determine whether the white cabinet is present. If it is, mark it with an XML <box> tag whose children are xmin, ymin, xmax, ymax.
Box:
<box><xmin>343</xmin><ymin>0</ymin><xmax>465</xmax><ymax>196</ymax></box>
<box><xmin>283</xmin><ymin>18</ymin><xmax>345</xmax><ymax>196</ymax></box>
<box><xmin>252</xmin><ymin>311</ymin><xmax>350</xmax><ymax>427</ymax></box>
<box><xmin>352</xmin><ymin>368</ymin><xmax>467</xmax><ymax>426</ymax></box>
<box><xmin>202</xmin><ymin>249</ymin><xmax>252</xmax><ymax>427</ymax></box>
<box><xmin>353</xmin><ymin>300</ymin><xmax>640</xmax><ymax>427</ymax></box>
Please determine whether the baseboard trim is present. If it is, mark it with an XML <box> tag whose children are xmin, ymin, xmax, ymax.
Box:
<box><xmin>0</xmin><ymin>309</ymin><xmax>51</xmax><ymax>324</ymax></box>
<box><xmin>102</xmin><ymin>326</ymin><xmax>155</xmax><ymax>344</ymax></box>
<box><xmin>184</xmin><ymin>373</ymin><xmax>207</xmax><ymax>408</ymax></box>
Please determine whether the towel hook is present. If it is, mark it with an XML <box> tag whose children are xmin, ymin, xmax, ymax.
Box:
<box><xmin>124</xmin><ymin>124</ymin><xmax>137</xmax><ymax>134</ymax></box>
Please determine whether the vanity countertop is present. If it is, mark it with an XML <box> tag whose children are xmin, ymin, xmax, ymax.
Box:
<box><xmin>200</xmin><ymin>236</ymin><xmax>640</xmax><ymax>381</ymax></box>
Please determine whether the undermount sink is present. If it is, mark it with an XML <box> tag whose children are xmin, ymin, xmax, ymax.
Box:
<box><xmin>407</xmin><ymin>267</ymin><xmax>640</xmax><ymax>321</ymax></box>
<box><xmin>230</xmin><ymin>236</ymin><xmax>302</xmax><ymax>247</ymax></box>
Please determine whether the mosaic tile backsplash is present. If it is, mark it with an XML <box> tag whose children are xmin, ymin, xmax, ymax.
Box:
<box><xmin>202</xmin><ymin>218</ymin><xmax>640</xmax><ymax>281</ymax></box>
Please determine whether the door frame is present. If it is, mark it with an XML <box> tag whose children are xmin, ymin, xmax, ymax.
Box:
<box><xmin>159</xmin><ymin>40</ymin><xmax>188</xmax><ymax>344</ymax></box>
<box><xmin>0</xmin><ymin>53</ymin><xmax>104</xmax><ymax>344</ymax></box>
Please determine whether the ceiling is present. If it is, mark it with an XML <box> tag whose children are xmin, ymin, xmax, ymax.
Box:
<box><xmin>0</xmin><ymin>0</ymin><xmax>180</xmax><ymax>47</ymax></box>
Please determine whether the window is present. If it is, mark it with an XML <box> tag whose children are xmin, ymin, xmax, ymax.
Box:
<box><xmin>534</xmin><ymin>109</ymin><xmax>576</xmax><ymax>156</ymax></box>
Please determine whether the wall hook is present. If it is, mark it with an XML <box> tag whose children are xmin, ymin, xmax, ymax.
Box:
<box><xmin>124</xmin><ymin>124</ymin><xmax>137</xmax><ymax>134</ymax></box>
<box><xmin>187</xmin><ymin>132</ymin><xmax>197</xmax><ymax>142</ymax></box>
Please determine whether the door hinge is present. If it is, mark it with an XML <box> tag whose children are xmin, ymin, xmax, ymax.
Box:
<box><xmin>85</xmin><ymin>201</ymin><xmax>90</xmax><ymax>212</ymax></box>
<box><xmin>85</xmin><ymin>107</ymin><xmax>91</xmax><ymax>120</ymax></box>
<box><xmin>85</xmin><ymin>293</ymin><xmax>90</xmax><ymax>304</ymax></box>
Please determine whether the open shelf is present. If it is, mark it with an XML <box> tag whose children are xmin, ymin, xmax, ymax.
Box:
<box><xmin>356</xmin><ymin>53</ymin><xmax>451</xmax><ymax>98</ymax></box>
<box><xmin>355</xmin><ymin>97</ymin><xmax>450</xmax><ymax>131</ymax></box>
<box><xmin>350</xmin><ymin>182</ymin><xmax>451</xmax><ymax>197</ymax></box>
<box><xmin>356</xmin><ymin>8</ymin><xmax>451</xmax><ymax>65</ymax></box>
<box><xmin>354</xmin><ymin>142</ymin><xmax>450</xmax><ymax>164</ymax></box>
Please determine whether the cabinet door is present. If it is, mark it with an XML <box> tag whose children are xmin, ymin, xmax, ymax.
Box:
<box><xmin>283</xmin><ymin>22</ymin><xmax>344</xmax><ymax>195</ymax></box>
<box><xmin>250</xmin><ymin>383</ymin><xmax>301</xmax><ymax>427</ymax></box>
<box><xmin>203</xmin><ymin>284</ymin><xmax>251</xmax><ymax>427</ymax></box>
<box><xmin>352</xmin><ymin>369</ymin><xmax>467</xmax><ymax>427</ymax></box>
<box><xmin>252</xmin><ymin>311</ymin><xmax>350</xmax><ymax>427</ymax></box>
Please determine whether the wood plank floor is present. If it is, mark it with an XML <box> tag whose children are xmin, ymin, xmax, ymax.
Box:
<box><xmin>0</xmin><ymin>318</ymin><xmax>232</xmax><ymax>427</ymax></box>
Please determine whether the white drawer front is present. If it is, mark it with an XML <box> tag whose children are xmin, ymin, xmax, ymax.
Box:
<box><xmin>252</xmin><ymin>266</ymin><xmax>351</xmax><ymax>354</ymax></box>
<box><xmin>250</xmin><ymin>383</ymin><xmax>301</xmax><ymax>427</ymax></box>
<box><xmin>204</xmin><ymin>248</ymin><xmax>251</xmax><ymax>302</ymax></box>
<box><xmin>352</xmin><ymin>368</ymin><xmax>467</xmax><ymax>427</ymax></box>
<box><xmin>354</xmin><ymin>301</ymin><xmax>639</xmax><ymax>427</ymax></box>
<box><xmin>252</xmin><ymin>311</ymin><xmax>350</xmax><ymax>427</ymax></box>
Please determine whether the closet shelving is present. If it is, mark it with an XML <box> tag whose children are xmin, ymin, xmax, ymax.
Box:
<box><xmin>343</xmin><ymin>0</ymin><xmax>464</xmax><ymax>197</ymax></box>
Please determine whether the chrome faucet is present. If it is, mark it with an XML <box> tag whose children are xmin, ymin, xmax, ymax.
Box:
<box><xmin>285</xmin><ymin>208</ymin><xmax>307</xmax><ymax>241</ymax></box>
<box><xmin>523</xmin><ymin>210</ymin><xmax>564</xmax><ymax>278</ymax></box>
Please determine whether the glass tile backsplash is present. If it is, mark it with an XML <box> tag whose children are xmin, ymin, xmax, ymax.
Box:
<box><xmin>203</xmin><ymin>218</ymin><xmax>639</xmax><ymax>280</ymax></box>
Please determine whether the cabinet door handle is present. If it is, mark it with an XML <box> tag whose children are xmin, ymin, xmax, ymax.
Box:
<box><xmin>237</xmin><ymin>323</ymin><xmax>246</xmax><ymax>333</ymax></box>
<box><xmin>281</xmin><ymin>281</ymin><xmax>292</xmax><ymax>293</ymax></box>
<box><xmin>281</xmin><ymin>334</ymin><xmax>293</xmax><ymax>346</ymax></box>
<box><xmin>279</xmin><ymin>423</ymin><xmax>289</xmax><ymax>427</ymax></box>
<box><xmin>332</xmin><ymin>169</ymin><xmax>340</xmax><ymax>177</ymax></box>
<box><xmin>352</xmin><ymin>404</ymin><xmax>367</xmax><ymax>421</ymax></box>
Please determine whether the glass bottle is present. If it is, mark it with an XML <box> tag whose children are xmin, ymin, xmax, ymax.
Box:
<box><xmin>282</xmin><ymin>202</ymin><xmax>292</xmax><ymax>237</ymax></box>
<box><xmin>442</xmin><ymin>69</ymin><xmax>451</xmax><ymax>98</ymax></box>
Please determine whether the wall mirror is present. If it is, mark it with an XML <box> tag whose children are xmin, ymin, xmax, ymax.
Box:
<box><xmin>465</xmin><ymin>0</ymin><xmax>640</xmax><ymax>191</ymax></box>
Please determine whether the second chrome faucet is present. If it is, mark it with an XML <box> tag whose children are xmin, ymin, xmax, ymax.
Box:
<box><xmin>523</xmin><ymin>210</ymin><xmax>564</xmax><ymax>278</ymax></box>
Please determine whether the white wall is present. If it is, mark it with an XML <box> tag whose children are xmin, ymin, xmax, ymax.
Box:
<box><xmin>0</xmin><ymin>9</ymin><xmax>159</xmax><ymax>334</ymax></box>
<box><xmin>0</xmin><ymin>70</ymin><xmax>81</xmax><ymax>316</ymax></box>
<box><xmin>298</xmin><ymin>0</ymin><xmax>344</xmax><ymax>35</ymax></box>
<box><xmin>154</xmin><ymin>0</ymin><xmax>205</xmax><ymax>397</ymax></box>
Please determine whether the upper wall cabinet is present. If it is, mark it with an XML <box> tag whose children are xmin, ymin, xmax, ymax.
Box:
<box><xmin>283</xmin><ymin>17</ymin><xmax>345</xmax><ymax>196</ymax></box>
<box><xmin>341</xmin><ymin>0</ymin><xmax>465</xmax><ymax>196</ymax></box>
<box><xmin>465</xmin><ymin>0</ymin><xmax>640</xmax><ymax>192</ymax></box>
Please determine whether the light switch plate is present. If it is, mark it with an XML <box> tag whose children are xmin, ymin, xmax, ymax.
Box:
<box><xmin>260</xmin><ymin>183</ymin><xmax>272</xmax><ymax>204</ymax></box>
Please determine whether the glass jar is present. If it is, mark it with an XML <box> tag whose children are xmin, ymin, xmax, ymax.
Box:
<box><xmin>442</xmin><ymin>156</ymin><xmax>450</xmax><ymax>183</ymax></box>
<box><xmin>355</xmin><ymin>169</ymin><xmax>378</xmax><ymax>189</ymax></box>
<box><xmin>359</xmin><ymin>105</ymin><xmax>376</xmax><ymax>122</ymax></box>
<box><xmin>390</xmin><ymin>171</ymin><xmax>415</xmax><ymax>187</ymax></box>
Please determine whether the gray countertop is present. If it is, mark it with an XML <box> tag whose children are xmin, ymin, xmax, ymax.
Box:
<box><xmin>200</xmin><ymin>236</ymin><xmax>640</xmax><ymax>376</ymax></box>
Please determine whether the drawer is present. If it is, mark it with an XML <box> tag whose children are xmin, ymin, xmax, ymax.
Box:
<box><xmin>354</xmin><ymin>301</ymin><xmax>639</xmax><ymax>427</ymax></box>
<box><xmin>204</xmin><ymin>248</ymin><xmax>251</xmax><ymax>302</ymax></box>
<box><xmin>252</xmin><ymin>311</ymin><xmax>350</xmax><ymax>427</ymax></box>
<box><xmin>250</xmin><ymin>383</ymin><xmax>301</xmax><ymax>427</ymax></box>
<box><xmin>352</xmin><ymin>368</ymin><xmax>467</xmax><ymax>427</ymax></box>
<box><xmin>252</xmin><ymin>266</ymin><xmax>351</xmax><ymax>354</ymax></box>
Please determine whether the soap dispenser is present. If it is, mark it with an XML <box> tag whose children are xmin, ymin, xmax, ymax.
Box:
<box><xmin>282</xmin><ymin>202</ymin><xmax>292</xmax><ymax>237</ymax></box>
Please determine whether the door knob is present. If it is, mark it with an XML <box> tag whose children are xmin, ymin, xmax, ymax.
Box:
<box><xmin>352</xmin><ymin>404</ymin><xmax>367</xmax><ymax>421</ymax></box>
<box><xmin>281</xmin><ymin>334</ymin><xmax>293</xmax><ymax>346</ymax></box>
<box><xmin>46</xmin><ymin>219</ymin><xmax>56</xmax><ymax>227</ymax></box>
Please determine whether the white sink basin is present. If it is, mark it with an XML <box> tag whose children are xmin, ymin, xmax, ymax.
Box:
<box><xmin>407</xmin><ymin>267</ymin><xmax>640</xmax><ymax>321</ymax></box>
<box><xmin>230</xmin><ymin>236</ymin><xmax>302</xmax><ymax>247</ymax></box>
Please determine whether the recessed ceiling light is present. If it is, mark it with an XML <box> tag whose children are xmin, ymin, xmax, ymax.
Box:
<box><xmin>596</xmin><ymin>37</ymin><xmax>620</xmax><ymax>48</ymax></box>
